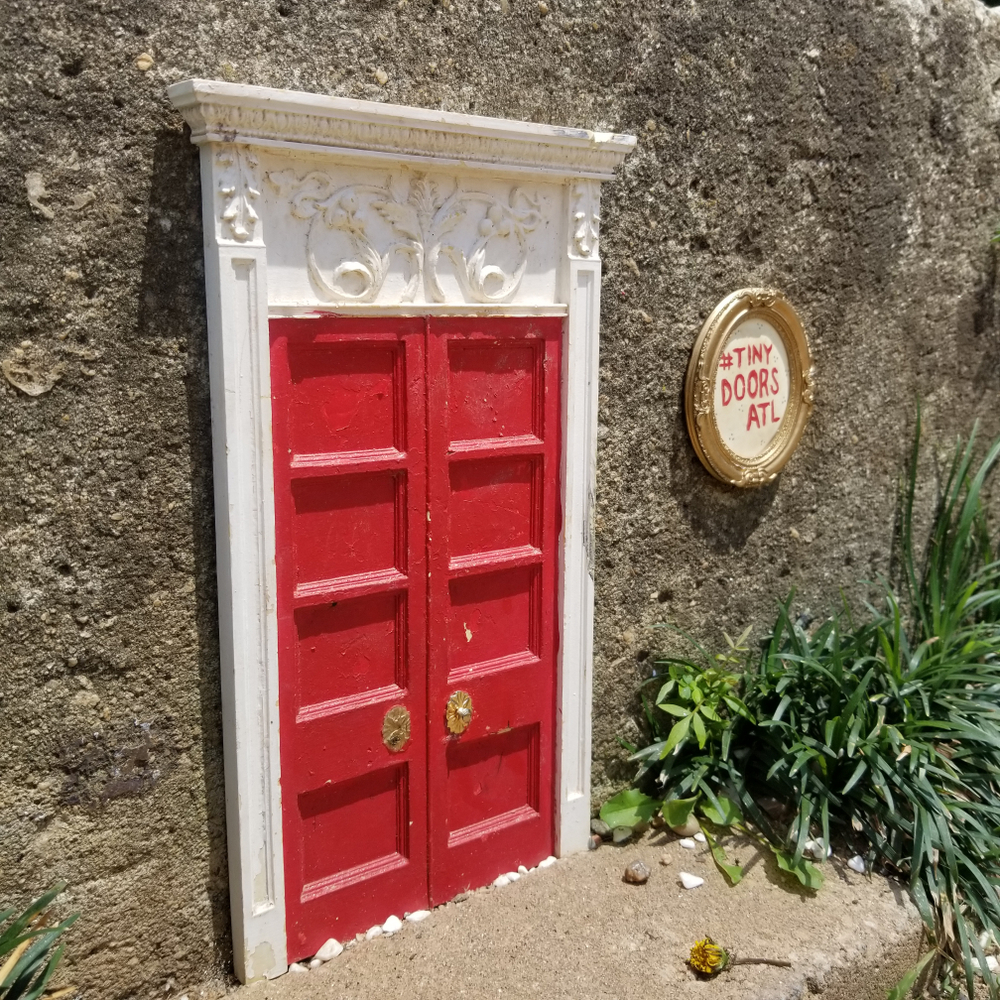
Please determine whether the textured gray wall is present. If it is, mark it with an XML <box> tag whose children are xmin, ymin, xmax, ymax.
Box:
<box><xmin>2</xmin><ymin>0</ymin><xmax>999</xmax><ymax>996</ymax></box>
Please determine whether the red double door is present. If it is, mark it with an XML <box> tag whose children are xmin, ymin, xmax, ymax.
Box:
<box><xmin>270</xmin><ymin>315</ymin><xmax>562</xmax><ymax>960</ymax></box>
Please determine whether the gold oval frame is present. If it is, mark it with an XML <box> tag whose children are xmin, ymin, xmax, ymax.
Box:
<box><xmin>684</xmin><ymin>288</ymin><xmax>814</xmax><ymax>487</ymax></box>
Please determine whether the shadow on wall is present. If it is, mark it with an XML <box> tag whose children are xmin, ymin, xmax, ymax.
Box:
<box><xmin>137</xmin><ymin>126</ymin><xmax>235</xmax><ymax>977</ymax></box>
<box><xmin>668</xmin><ymin>386</ymin><xmax>780</xmax><ymax>552</ymax></box>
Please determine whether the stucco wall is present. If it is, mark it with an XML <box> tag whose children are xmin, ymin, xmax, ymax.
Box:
<box><xmin>2</xmin><ymin>0</ymin><xmax>1000</xmax><ymax>996</ymax></box>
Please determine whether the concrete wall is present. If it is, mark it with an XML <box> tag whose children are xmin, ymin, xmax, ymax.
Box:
<box><xmin>2</xmin><ymin>0</ymin><xmax>999</xmax><ymax>996</ymax></box>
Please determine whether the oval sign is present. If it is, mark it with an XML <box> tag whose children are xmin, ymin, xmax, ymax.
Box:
<box><xmin>685</xmin><ymin>288</ymin><xmax>814</xmax><ymax>486</ymax></box>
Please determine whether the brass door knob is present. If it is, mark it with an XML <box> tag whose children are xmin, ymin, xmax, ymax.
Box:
<box><xmin>445</xmin><ymin>691</ymin><xmax>473</xmax><ymax>735</ymax></box>
<box><xmin>382</xmin><ymin>705</ymin><xmax>411</xmax><ymax>752</ymax></box>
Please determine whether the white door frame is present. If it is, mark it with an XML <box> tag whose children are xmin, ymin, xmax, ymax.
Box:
<box><xmin>168</xmin><ymin>79</ymin><xmax>634</xmax><ymax>982</ymax></box>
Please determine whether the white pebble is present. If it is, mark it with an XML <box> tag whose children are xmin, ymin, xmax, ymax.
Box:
<box><xmin>987</xmin><ymin>956</ymin><xmax>999</xmax><ymax>973</ymax></box>
<box><xmin>308</xmin><ymin>958</ymin><xmax>322</xmax><ymax>969</ymax></box>
<box><xmin>679</xmin><ymin>871</ymin><xmax>705</xmax><ymax>889</ymax></box>
<box><xmin>382</xmin><ymin>915</ymin><xmax>403</xmax><ymax>934</ymax></box>
<box><xmin>518</xmin><ymin>865</ymin><xmax>528</xmax><ymax>875</ymax></box>
<box><xmin>505</xmin><ymin>871</ymin><xmax>520</xmax><ymax>881</ymax></box>
<box><xmin>693</xmin><ymin>832</ymin><xmax>707</xmax><ymax>844</ymax></box>
<box><xmin>493</xmin><ymin>875</ymin><xmax>510</xmax><ymax>887</ymax></box>
<box><xmin>315</xmin><ymin>938</ymin><xmax>343</xmax><ymax>961</ymax></box>
<box><xmin>538</xmin><ymin>856</ymin><xmax>557</xmax><ymax>868</ymax></box>
<box><xmin>288</xmin><ymin>962</ymin><xmax>309</xmax><ymax>973</ymax></box>
<box><xmin>406</xmin><ymin>910</ymin><xmax>431</xmax><ymax>923</ymax></box>
<box><xmin>365</xmin><ymin>925</ymin><xmax>383</xmax><ymax>940</ymax></box>
<box><xmin>803</xmin><ymin>839</ymin><xmax>831</xmax><ymax>860</ymax></box>
<box><xmin>678</xmin><ymin>838</ymin><xmax>696</xmax><ymax>850</ymax></box>
<box><xmin>847</xmin><ymin>855</ymin><xmax>866</xmax><ymax>873</ymax></box>
<box><xmin>528</xmin><ymin>867</ymin><xmax>537</xmax><ymax>874</ymax></box>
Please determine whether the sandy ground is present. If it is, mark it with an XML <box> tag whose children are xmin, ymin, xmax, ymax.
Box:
<box><xmin>231</xmin><ymin>830</ymin><xmax>924</xmax><ymax>1000</ymax></box>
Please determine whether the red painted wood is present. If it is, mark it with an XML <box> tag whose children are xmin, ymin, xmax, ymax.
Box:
<box><xmin>425</xmin><ymin>317</ymin><xmax>561</xmax><ymax>903</ymax></box>
<box><xmin>271</xmin><ymin>315</ymin><xmax>560</xmax><ymax>953</ymax></box>
<box><xmin>271</xmin><ymin>317</ymin><xmax>429</xmax><ymax>961</ymax></box>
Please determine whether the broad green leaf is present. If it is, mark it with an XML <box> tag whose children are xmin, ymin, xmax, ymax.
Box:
<box><xmin>691</xmin><ymin>710</ymin><xmax>707</xmax><ymax>747</ymax></box>
<box><xmin>701</xmin><ymin>824</ymin><xmax>743</xmax><ymax>886</ymax></box>
<box><xmin>662</xmin><ymin>796</ymin><xmax>698</xmax><ymax>828</ymax></box>
<box><xmin>699</xmin><ymin>795</ymin><xmax>742</xmax><ymax>827</ymax></box>
<box><xmin>657</xmin><ymin>702</ymin><xmax>688</xmax><ymax>717</ymax></box>
<box><xmin>661</xmin><ymin>714</ymin><xmax>692</xmax><ymax>757</ymax></box>
<box><xmin>599</xmin><ymin>789</ymin><xmax>661</xmax><ymax>829</ymax></box>
<box><xmin>769</xmin><ymin>845</ymin><xmax>824</xmax><ymax>890</ymax></box>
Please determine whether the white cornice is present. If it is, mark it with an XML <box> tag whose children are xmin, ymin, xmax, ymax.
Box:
<box><xmin>167</xmin><ymin>79</ymin><xmax>636</xmax><ymax>180</ymax></box>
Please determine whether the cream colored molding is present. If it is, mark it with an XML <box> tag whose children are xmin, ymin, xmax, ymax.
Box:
<box><xmin>168</xmin><ymin>79</ymin><xmax>634</xmax><ymax>180</ymax></box>
<box><xmin>169</xmin><ymin>78</ymin><xmax>634</xmax><ymax>983</ymax></box>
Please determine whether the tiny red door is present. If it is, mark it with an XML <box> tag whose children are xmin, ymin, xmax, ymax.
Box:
<box><xmin>425</xmin><ymin>317</ymin><xmax>561</xmax><ymax>903</ymax></box>
<box><xmin>271</xmin><ymin>315</ymin><xmax>561</xmax><ymax>954</ymax></box>
<box><xmin>271</xmin><ymin>318</ymin><xmax>430</xmax><ymax>961</ymax></box>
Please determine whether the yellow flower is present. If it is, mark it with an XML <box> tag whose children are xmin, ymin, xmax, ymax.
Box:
<box><xmin>689</xmin><ymin>937</ymin><xmax>728</xmax><ymax>975</ymax></box>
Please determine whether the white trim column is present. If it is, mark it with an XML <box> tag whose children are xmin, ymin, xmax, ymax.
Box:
<box><xmin>556</xmin><ymin>180</ymin><xmax>603</xmax><ymax>856</ymax></box>
<box><xmin>198</xmin><ymin>143</ymin><xmax>287</xmax><ymax>982</ymax></box>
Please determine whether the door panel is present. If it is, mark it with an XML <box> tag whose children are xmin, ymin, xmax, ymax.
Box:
<box><xmin>272</xmin><ymin>318</ymin><xmax>429</xmax><ymax>962</ymax></box>
<box><xmin>426</xmin><ymin>317</ymin><xmax>561</xmax><ymax>903</ymax></box>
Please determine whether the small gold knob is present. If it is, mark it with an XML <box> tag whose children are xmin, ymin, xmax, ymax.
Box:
<box><xmin>445</xmin><ymin>691</ymin><xmax>473</xmax><ymax>735</ymax></box>
<box><xmin>382</xmin><ymin>705</ymin><xmax>411</xmax><ymax>752</ymax></box>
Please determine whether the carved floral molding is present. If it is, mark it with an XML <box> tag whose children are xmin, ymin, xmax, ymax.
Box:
<box><xmin>216</xmin><ymin>145</ymin><xmax>261</xmax><ymax>243</ymax></box>
<box><xmin>571</xmin><ymin>180</ymin><xmax>600</xmax><ymax>258</ymax></box>
<box><xmin>266</xmin><ymin>169</ymin><xmax>542</xmax><ymax>305</ymax></box>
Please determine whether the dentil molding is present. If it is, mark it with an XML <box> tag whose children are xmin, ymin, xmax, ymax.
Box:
<box><xmin>168</xmin><ymin>79</ymin><xmax>636</xmax><ymax>181</ymax></box>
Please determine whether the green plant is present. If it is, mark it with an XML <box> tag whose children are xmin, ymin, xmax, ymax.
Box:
<box><xmin>603</xmin><ymin>413</ymin><xmax>1000</xmax><ymax>999</ymax></box>
<box><xmin>1</xmin><ymin>882</ymin><xmax>78</xmax><ymax>1000</ymax></box>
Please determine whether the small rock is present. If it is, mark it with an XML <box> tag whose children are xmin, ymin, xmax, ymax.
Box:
<box><xmin>591</xmin><ymin>818</ymin><xmax>611</xmax><ymax>839</ymax></box>
<box><xmin>537</xmin><ymin>0</ymin><xmax>549</xmax><ymax>12</ymax></box>
<box><xmin>24</xmin><ymin>172</ymin><xmax>54</xmax><ymax>220</ymax></box>
<box><xmin>374</xmin><ymin>68</ymin><xmax>388</xmax><ymax>85</ymax></box>
<box><xmin>679</xmin><ymin>872</ymin><xmax>705</xmax><ymax>889</ymax></box>
<box><xmin>587</xmin><ymin>833</ymin><xmax>602</xmax><ymax>851</ymax></box>
<box><xmin>308</xmin><ymin>958</ymin><xmax>322</xmax><ymax>969</ymax></box>
<box><xmin>493</xmin><ymin>875</ymin><xmax>510</xmax><ymax>887</ymax></box>
<box><xmin>365</xmin><ymin>925</ymin><xmax>383</xmax><ymax>940</ymax></box>
<box><xmin>315</xmin><ymin>938</ymin><xmax>343</xmax><ymax>961</ymax></box>
<box><xmin>987</xmin><ymin>956</ymin><xmax>999</xmax><ymax>973</ymax></box>
<box><xmin>623</xmin><ymin>861</ymin><xmax>650</xmax><ymax>885</ymax></box>
<box><xmin>288</xmin><ymin>962</ymin><xmax>309</xmax><ymax>973</ymax></box>
<box><xmin>693</xmin><ymin>832</ymin><xmax>707</xmax><ymax>844</ymax></box>
<box><xmin>612</xmin><ymin>826</ymin><xmax>633</xmax><ymax>845</ymax></box>
<box><xmin>678</xmin><ymin>838</ymin><xmax>696</xmax><ymax>850</ymax></box>
<box><xmin>406</xmin><ymin>910</ymin><xmax>430</xmax><ymax>923</ymax></box>
<box><xmin>135</xmin><ymin>52</ymin><xmax>154</xmax><ymax>71</ymax></box>
<box><xmin>382</xmin><ymin>915</ymin><xmax>403</xmax><ymax>934</ymax></box>
<box><xmin>505</xmin><ymin>871</ymin><xmax>520</xmax><ymax>882</ymax></box>
<box><xmin>538</xmin><ymin>856</ymin><xmax>557</xmax><ymax>868</ymax></box>
<box><xmin>2</xmin><ymin>344</ymin><xmax>65</xmax><ymax>396</ymax></box>
<box><xmin>847</xmin><ymin>855</ymin><xmax>866</xmax><ymax>874</ymax></box>
<box><xmin>659</xmin><ymin>853</ymin><xmax>672</xmax><ymax>866</ymax></box>
<box><xmin>669</xmin><ymin>817</ymin><xmax>700</xmax><ymax>837</ymax></box>
<box><xmin>517</xmin><ymin>865</ymin><xmax>528</xmax><ymax>875</ymax></box>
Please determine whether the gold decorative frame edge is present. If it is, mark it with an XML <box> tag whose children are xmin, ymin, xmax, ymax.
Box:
<box><xmin>684</xmin><ymin>287</ymin><xmax>814</xmax><ymax>487</ymax></box>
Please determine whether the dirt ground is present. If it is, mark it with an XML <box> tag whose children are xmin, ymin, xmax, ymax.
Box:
<box><xmin>228</xmin><ymin>831</ymin><xmax>924</xmax><ymax>1000</ymax></box>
